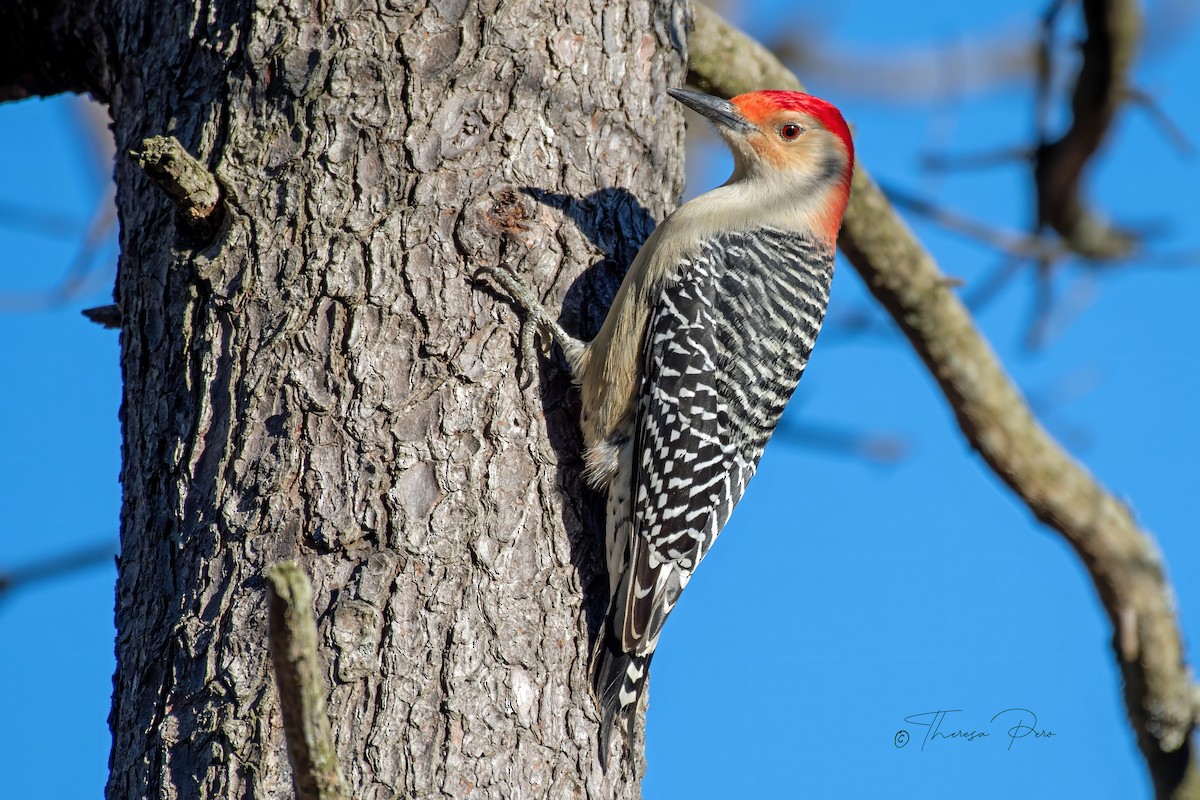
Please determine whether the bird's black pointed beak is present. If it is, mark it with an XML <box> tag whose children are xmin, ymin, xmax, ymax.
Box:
<box><xmin>668</xmin><ymin>88</ymin><xmax>754</xmax><ymax>135</ymax></box>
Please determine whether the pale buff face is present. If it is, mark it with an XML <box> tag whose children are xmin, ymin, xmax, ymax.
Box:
<box><xmin>715</xmin><ymin>109</ymin><xmax>852</xmax><ymax>243</ymax></box>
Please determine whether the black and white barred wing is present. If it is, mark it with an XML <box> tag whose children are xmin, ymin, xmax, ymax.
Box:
<box><xmin>617</xmin><ymin>229</ymin><xmax>834</xmax><ymax>656</ymax></box>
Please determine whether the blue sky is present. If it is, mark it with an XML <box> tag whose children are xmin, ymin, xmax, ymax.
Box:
<box><xmin>1</xmin><ymin>1</ymin><xmax>1197</xmax><ymax>797</ymax></box>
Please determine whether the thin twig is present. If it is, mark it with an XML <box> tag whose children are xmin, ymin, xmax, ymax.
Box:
<box><xmin>1033</xmin><ymin>0</ymin><xmax>1142</xmax><ymax>260</ymax></box>
<box><xmin>266</xmin><ymin>562</ymin><xmax>349</xmax><ymax>800</ymax></box>
<box><xmin>0</xmin><ymin>198</ymin><xmax>83</xmax><ymax>237</ymax></box>
<box><xmin>776</xmin><ymin>420</ymin><xmax>908</xmax><ymax>464</ymax></box>
<box><xmin>920</xmin><ymin>146</ymin><xmax>1034</xmax><ymax>172</ymax></box>
<box><xmin>881</xmin><ymin>182</ymin><xmax>1064</xmax><ymax>262</ymax></box>
<box><xmin>0</xmin><ymin>199</ymin><xmax>116</xmax><ymax>312</ymax></box>
<box><xmin>0</xmin><ymin>541</ymin><xmax>116</xmax><ymax>597</ymax></box>
<box><xmin>1126</xmin><ymin>88</ymin><xmax>1195</xmax><ymax>156</ymax></box>
<box><xmin>771</xmin><ymin>28</ymin><xmax>1039</xmax><ymax>103</ymax></box>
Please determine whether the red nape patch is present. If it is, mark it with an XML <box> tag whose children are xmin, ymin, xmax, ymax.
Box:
<box><xmin>733</xmin><ymin>90</ymin><xmax>854</xmax><ymax>165</ymax></box>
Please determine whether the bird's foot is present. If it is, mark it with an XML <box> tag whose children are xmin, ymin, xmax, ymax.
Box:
<box><xmin>476</xmin><ymin>264</ymin><xmax>565</xmax><ymax>387</ymax></box>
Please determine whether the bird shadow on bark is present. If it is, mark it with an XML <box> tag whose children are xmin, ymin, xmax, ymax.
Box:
<box><xmin>516</xmin><ymin>185</ymin><xmax>659</xmax><ymax>646</ymax></box>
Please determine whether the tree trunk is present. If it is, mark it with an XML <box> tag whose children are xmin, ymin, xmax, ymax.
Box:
<box><xmin>97</xmin><ymin>0</ymin><xmax>688</xmax><ymax>796</ymax></box>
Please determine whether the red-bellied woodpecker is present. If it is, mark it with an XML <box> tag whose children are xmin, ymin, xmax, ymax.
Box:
<box><xmin>481</xmin><ymin>88</ymin><xmax>854</xmax><ymax>766</ymax></box>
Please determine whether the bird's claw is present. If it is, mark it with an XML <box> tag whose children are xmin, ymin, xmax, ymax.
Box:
<box><xmin>477</xmin><ymin>263</ymin><xmax>551</xmax><ymax>386</ymax></box>
<box><xmin>518</xmin><ymin>318</ymin><xmax>540</xmax><ymax>389</ymax></box>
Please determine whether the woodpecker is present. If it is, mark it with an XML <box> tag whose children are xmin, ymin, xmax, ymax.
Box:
<box><xmin>481</xmin><ymin>88</ymin><xmax>854</xmax><ymax>765</ymax></box>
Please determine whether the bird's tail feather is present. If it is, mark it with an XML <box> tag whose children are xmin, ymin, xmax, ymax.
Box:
<box><xmin>591</xmin><ymin>633</ymin><xmax>650</xmax><ymax>770</ymax></box>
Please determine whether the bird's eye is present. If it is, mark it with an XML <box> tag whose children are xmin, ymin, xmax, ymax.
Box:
<box><xmin>779</xmin><ymin>123</ymin><xmax>804</xmax><ymax>141</ymax></box>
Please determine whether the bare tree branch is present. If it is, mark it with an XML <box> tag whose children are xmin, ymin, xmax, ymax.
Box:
<box><xmin>776</xmin><ymin>420</ymin><xmax>908</xmax><ymax>464</ymax></box>
<box><xmin>0</xmin><ymin>198</ymin><xmax>116</xmax><ymax>312</ymax></box>
<box><xmin>1034</xmin><ymin>0</ymin><xmax>1143</xmax><ymax>260</ymax></box>
<box><xmin>767</xmin><ymin>0</ymin><xmax>1195</xmax><ymax>106</ymax></box>
<box><xmin>0</xmin><ymin>199</ymin><xmax>83</xmax><ymax>238</ymax></box>
<box><xmin>689</xmin><ymin>5</ymin><xmax>1199</xmax><ymax>798</ymax></box>
<box><xmin>267</xmin><ymin>562</ymin><xmax>350</xmax><ymax>800</ymax></box>
<box><xmin>775</xmin><ymin>26</ymin><xmax>1039</xmax><ymax>103</ymax></box>
<box><xmin>1126</xmin><ymin>87</ymin><xmax>1195</xmax><ymax>157</ymax></box>
<box><xmin>880</xmin><ymin>183</ymin><xmax>1065</xmax><ymax>262</ymax></box>
<box><xmin>0</xmin><ymin>541</ymin><xmax>115</xmax><ymax>598</ymax></box>
<box><xmin>0</xmin><ymin>93</ymin><xmax>118</xmax><ymax>314</ymax></box>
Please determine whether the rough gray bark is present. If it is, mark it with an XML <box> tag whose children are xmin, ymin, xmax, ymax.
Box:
<box><xmin>0</xmin><ymin>0</ymin><xmax>689</xmax><ymax>797</ymax></box>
